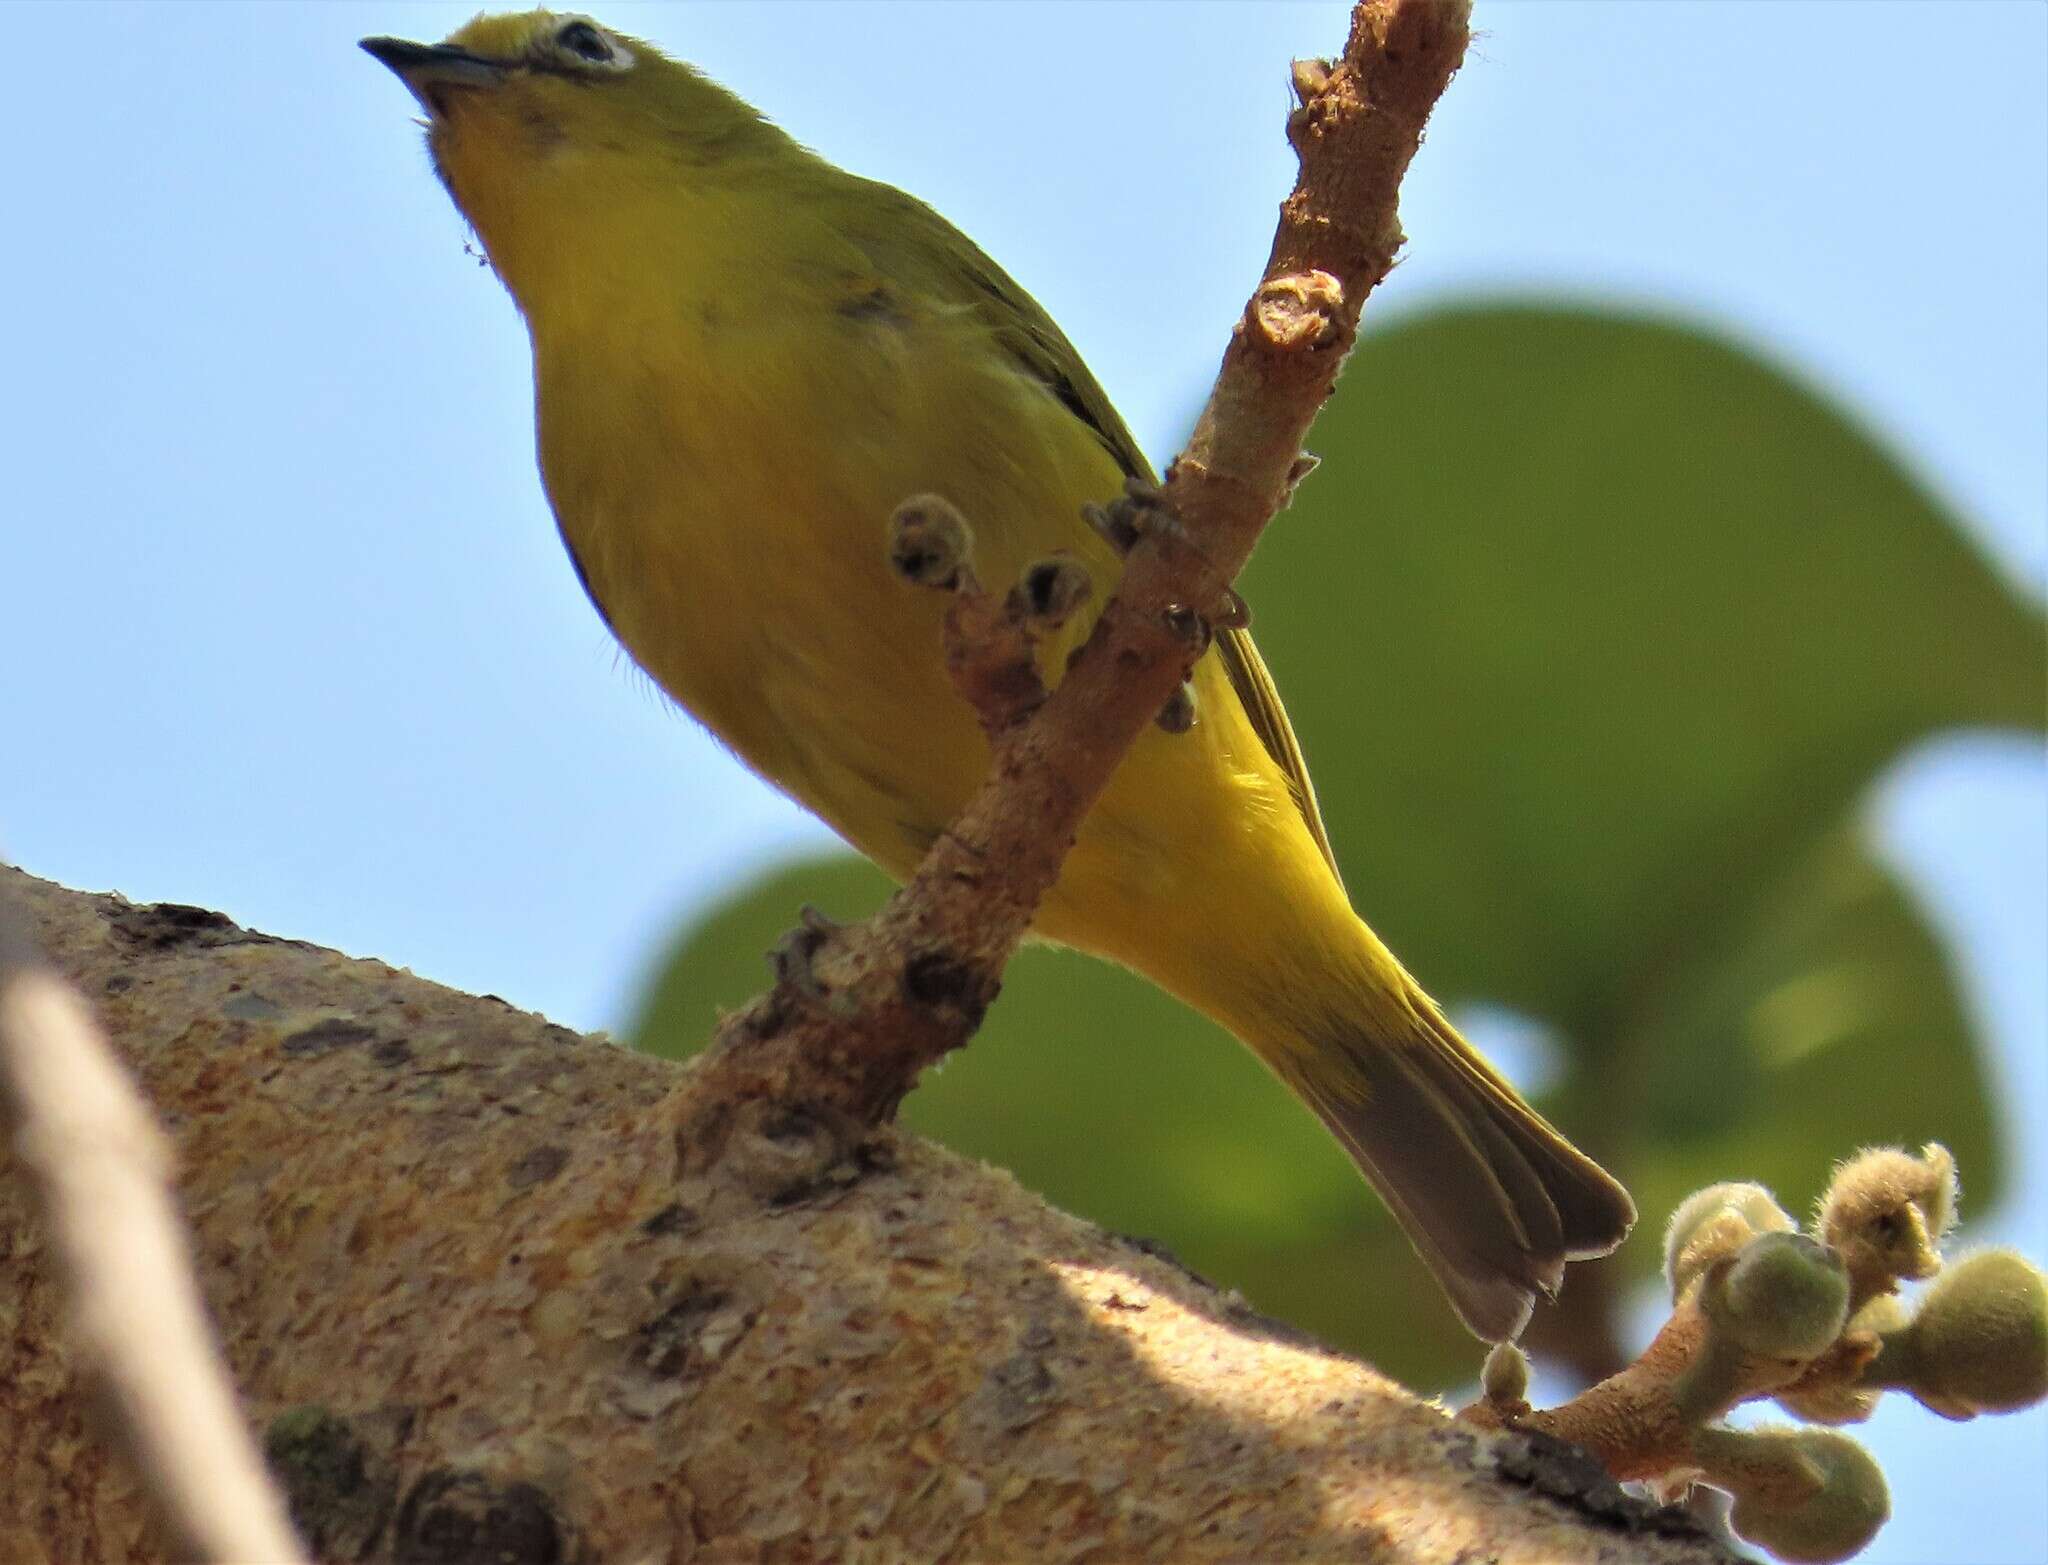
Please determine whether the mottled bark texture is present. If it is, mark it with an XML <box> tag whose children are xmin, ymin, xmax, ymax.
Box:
<box><xmin>0</xmin><ymin>869</ymin><xmax>1730</xmax><ymax>1564</ymax></box>
<box><xmin>0</xmin><ymin>930</ymin><xmax>304</xmax><ymax>1564</ymax></box>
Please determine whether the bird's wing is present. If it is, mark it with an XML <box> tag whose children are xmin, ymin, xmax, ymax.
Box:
<box><xmin>1211</xmin><ymin>626</ymin><xmax>1342</xmax><ymax>887</ymax></box>
<box><xmin>850</xmin><ymin>184</ymin><xmax>1343</xmax><ymax>885</ymax></box>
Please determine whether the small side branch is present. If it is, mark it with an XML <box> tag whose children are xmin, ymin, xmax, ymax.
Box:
<box><xmin>0</xmin><ymin>889</ymin><xmax>307</xmax><ymax>1565</ymax></box>
<box><xmin>671</xmin><ymin>0</ymin><xmax>1471</xmax><ymax>1176</ymax></box>
<box><xmin>1461</xmin><ymin>1148</ymin><xmax>2048</xmax><ymax>1564</ymax></box>
<box><xmin>888</xmin><ymin>493</ymin><xmax>1096</xmax><ymax>737</ymax></box>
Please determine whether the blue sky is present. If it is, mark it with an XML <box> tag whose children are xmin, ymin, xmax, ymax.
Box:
<box><xmin>3</xmin><ymin>4</ymin><xmax>2041</xmax><ymax>1559</ymax></box>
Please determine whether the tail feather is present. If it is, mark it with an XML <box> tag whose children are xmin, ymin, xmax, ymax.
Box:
<box><xmin>1286</xmin><ymin>998</ymin><xmax>1635</xmax><ymax>1343</ymax></box>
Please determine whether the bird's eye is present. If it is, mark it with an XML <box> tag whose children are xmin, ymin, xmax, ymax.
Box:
<box><xmin>557</xmin><ymin>20</ymin><xmax>613</xmax><ymax>64</ymax></box>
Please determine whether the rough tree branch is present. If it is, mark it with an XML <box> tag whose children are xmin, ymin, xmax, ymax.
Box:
<box><xmin>1</xmin><ymin>867</ymin><xmax>1729</xmax><ymax>1564</ymax></box>
<box><xmin>0</xmin><ymin>888</ymin><xmax>306</xmax><ymax>1563</ymax></box>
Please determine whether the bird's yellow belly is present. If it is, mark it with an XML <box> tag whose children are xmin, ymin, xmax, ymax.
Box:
<box><xmin>536</xmin><ymin>307</ymin><xmax>1349</xmax><ymax>1024</ymax></box>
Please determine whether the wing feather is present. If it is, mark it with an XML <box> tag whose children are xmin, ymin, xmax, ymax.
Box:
<box><xmin>1212</xmin><ymin>627</ymin><xmax>1343</xmax><ymax>886</ymax></box>
<box><xmin>848</xmin><ymin>183</ymin><xmax>1344</xmax><ymax>883</ymax></box>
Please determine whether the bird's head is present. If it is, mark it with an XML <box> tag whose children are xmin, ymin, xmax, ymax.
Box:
<box><xmin>362</xmin><ymin>12</ymin><xmax>780</xmax><ymax>288</ymax></box>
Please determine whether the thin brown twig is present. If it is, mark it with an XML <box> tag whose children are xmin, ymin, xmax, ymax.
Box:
<box><xmin>1462</xmin><ymin>1292</ymin><xmax>1722</xmax><ymax>1482</ymax></box>
<box><xmin>0</xmin><ymin>892</ymin><xmax>307</xmax><ymax>1565</ymax></box>
<box><xmin>671</xmin><ymin>0</ymin><xmax>1472</xmax><ymax>1174</ymax></box>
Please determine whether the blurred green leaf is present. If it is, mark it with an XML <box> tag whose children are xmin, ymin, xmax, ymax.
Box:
<box><xmin>1619</xmin><ymin>823</ymin><xmax>2003</xmax><ymax>1235</ymax></box>
<box><xmin>628</xmin><ymin>304</ymin><xmax>2044</xmax><ymax>1387</ymax></box>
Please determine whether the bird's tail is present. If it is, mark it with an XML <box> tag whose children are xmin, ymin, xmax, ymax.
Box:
<box><xmin>1266</xmin><ymin>989</ymin><xmax>1635</xmax><ymax>1343</ymax></box>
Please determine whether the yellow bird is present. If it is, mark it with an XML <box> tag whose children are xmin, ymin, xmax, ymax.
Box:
<box><xmin>364</xmin><ymin>11</ymin><xmax>1633</xmax><ymax>1341</ymax></box>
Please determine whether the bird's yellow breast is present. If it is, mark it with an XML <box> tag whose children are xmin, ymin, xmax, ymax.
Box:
<box><xmin>530</xmin><ymin>208</ymin><xmax>1109</xmax><ymax>853</ymax></box>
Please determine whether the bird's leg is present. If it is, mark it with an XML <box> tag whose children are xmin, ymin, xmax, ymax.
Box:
<box><xmin>1081</xmin><ymin>474</ymin><xmax>1178</xmax><ymax>557</ymax></box>
<box><xmin>1153</xmin><ymin>602</ymin><xmax>1213</xmax><ymax>734</ymax></box>
<box><xmin>1083</xmin><ymin>477</ymin><xmax>1251</xmax><ymax>624</ymax></box>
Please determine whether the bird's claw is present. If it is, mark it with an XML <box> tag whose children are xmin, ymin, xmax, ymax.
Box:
<box><xmin>1155</xmin><ymin>682</ymin><xmax>1198</xmax><ymax>734</ymax></box>
<box><xmin>1087</xmin><ymin>481</ymin><xmax>1251</xmax><ymax>636</ymax></box>
<box><xmin>1082</xmin><ymin>476</ymin><xmax>1184</xmax><ymax>557</ymax></box>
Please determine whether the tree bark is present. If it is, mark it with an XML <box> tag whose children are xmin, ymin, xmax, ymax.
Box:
<box><xmin>0</xmin><ymin>867</ymin><xmax>1728</xmax><ymax>1563</ymax></box>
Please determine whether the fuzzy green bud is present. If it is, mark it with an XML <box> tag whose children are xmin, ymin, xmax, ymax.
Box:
<box><xmin>1664</xmin><ymin>1181</ymin><xmax>1795</xmax><ymax>1303</ymax></box>
<box><xmin>1676</xmin><ymin>1238</ymin><xmax>1851</xmax><ymax>1422</ymax></box>
<box><xmin>1706</xmin><ymin>1232</ymin><xmax>1851</xmax><ymax>1361</ymax></box>
<box><xmin>1695</xmin><ymin>1425</ymin><xmax>1889</xmax><ymax>1564</ymax></box>
<box><xmin>1816</xmin><ymin>1144</ymin><xmax>1957</xmax><ymax>1306</ymax></box>
<box><xmin>1868</xmin><ymin>1249</ymin><xmax>2048</xmax><ymax>1420</ymax></box>
<box><xmin>1480</xmin><ymin>1341</ymin><xmax>1530</xmax><ymax>1406</ymax></box>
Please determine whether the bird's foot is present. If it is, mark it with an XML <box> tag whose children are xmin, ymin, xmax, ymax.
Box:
<box><xmin>1155</xmin><ymin>682</ymin><xmax>1198</xmax><ymax>733</ymax></box>
<box><xmin>1085</xmin><ymin>478</ymin><xmax>1252</xmax><ymax>637</ymax></box>
<box><xmin>1082</xmin><ymin>475</ymin><xmax>1179</xmax><ymax>557</ymax></box>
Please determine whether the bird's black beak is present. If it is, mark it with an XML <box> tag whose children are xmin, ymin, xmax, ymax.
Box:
<box><xmin>360</xmin><ymin>37</ymin><xmax>505</xmax><ymax>117</ymax></box>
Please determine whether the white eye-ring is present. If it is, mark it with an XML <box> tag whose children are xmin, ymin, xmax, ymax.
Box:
<box><xmin>551</xmin><ymin>17</ymin><xmax>633</xmax><ymax>73</ymax></box>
